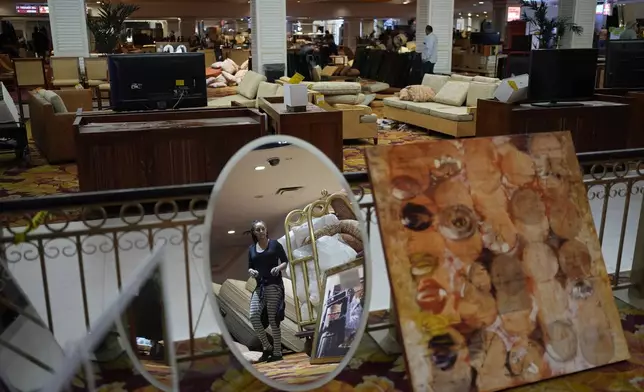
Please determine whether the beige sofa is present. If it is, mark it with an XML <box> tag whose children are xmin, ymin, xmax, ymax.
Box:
<box><xmin>383</xmin><ymin>74</ymin><xmax>500</xmax><ymax>137</ymax></box>
<box><xmin>207</xmin><ymin>70</ymin><xmax>284</xmax><ymax>108</ymax></box>
<box><xmin>28</xmin><ymin>89</ymin><xmax>94</xmax><ymax>163</ymax></box>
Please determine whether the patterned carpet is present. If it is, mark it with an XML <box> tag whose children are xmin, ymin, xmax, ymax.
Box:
<box><xmin>0</xmin><ymin>120</ymin><xmax>439</xmax><ymax>200</ymax></box>
<box><xmin>254</xmin><ymin>352</ymin><xmax>337</xmax><ymax>384</ymax></box>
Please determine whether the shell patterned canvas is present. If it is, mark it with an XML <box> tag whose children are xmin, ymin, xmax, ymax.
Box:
<box><xmin>365</xmin><ymin>132</ymin><xmax>629</xmax><ymax>392</ymax></box>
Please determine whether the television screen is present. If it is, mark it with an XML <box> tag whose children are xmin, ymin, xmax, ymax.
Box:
<box><xmin>528</xmin><ymin>49</ymin><xmax>598</xmax><ymax>103</ymax></box>
<box><xmin>605</xmin><ymin>40</ymin><xmax>644</xmax><ymax>88</ymax></box>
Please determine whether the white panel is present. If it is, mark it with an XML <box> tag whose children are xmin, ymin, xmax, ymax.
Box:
<box><xmin>48</xmin><ymin>0</ymin><xmax>90</xmax><ymax>57</ymax></box>
<box><xmin>251</xmin><ymin>0</ymin><xmax>287</xmax><ymax>76</ymax></box>
<box><xmin>559</xmin><ymin>0</ymin><xmax>595</xmax><ymax>49</ymax></box>
<box><xmin>416</xmin><ymin>0</ymin><xmax>454</xmax><ymax>74</ymax></box>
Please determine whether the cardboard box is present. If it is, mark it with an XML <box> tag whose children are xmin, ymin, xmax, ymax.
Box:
<box><xmin>284</xmin><ymin>84</ymin><xmax>309</xmax><ymax>108</ymax></box>
<box><xmin>494</xmin><ymin>73</ymin><xmax>529</xmax><ymax>103</ymax></box>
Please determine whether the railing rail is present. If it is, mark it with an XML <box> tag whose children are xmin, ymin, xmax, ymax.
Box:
<box><xmin>2</xmin><ymin>148</ymin><xmax>644</xmax><ymax>361</ymax></box>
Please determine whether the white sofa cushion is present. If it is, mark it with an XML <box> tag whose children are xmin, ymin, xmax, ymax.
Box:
<box><xmin>362</xmin><ymin>81</ymin><xmax>389</xmax><ymax>93</ymax></box>
<box><xmin>275</xmin><ymin>85</ymin><xmax>284</xmax><ymax>97</ymax></box>
<box><xmin>238</xmin><ymin>70</ymin><xmax>267</xmax><ymax>99</ymax></box>
<box><xmin>405</xmin><ymin>101</ymin><xmax>448</xmax><ymax>115</ymax></box>
<box><xmin>466</xmin><ymin>82</ymin><xmax>498</xmax><ymax>107</ymax></box>
<box><xmin>310</xmin><ymin>82</ymin><xmax>361</xmax><ymax>95</ymax></box>
<box><xmin>207</xmin><ymin>94</ymin><xmax>255</xmax><ymax>108</ymax></box>
<box><xmin>433</xmin><ymin>81</ymin><xmax>470</xmax><ymax>106</ymax></box>
<box><xmin>450</xmin><ymin>74</ymin><xmax>475</xmax><ymax>82</ymax></box>
<box><xmin>383</xmin><ymin>96</ymin><xmax>408</xmax><ymax>110</ymax></box>
<box><xmin>43</xmin><ymin>90</ymin><xmax>68</xmax><ymax>113</ymax></box>
<box><xmin>256</xmin><ymin>81</ymin><xmax>279</xmax><ymax>98</ymax></box>
<box><xmin>473</xmin><ymin>76</ymin><xmax>500</xmax><ymax>84</ymax></box>
<box><xmin>325</xmin><ymin>93</ymin><xmax>365</xmax><ymax>105</ymax></box>
<box><xmin>360</xmin><ymin>114</ymin><xmax>378</xmax><ymax>124</ymax></box>
<box><xmin>421</xmin><ymin>74</ymin><xmax>450</xmax><ymax>93</ymax></box>
<box><xmin>430</xmin><ymin>106</ymin><xmax>473</xmax><ymax>121</ymax></box>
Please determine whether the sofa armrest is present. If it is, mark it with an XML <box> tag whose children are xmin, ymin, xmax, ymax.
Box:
<box><xmin>56</xmin><ymin>89</ymin><xmax>94</xmax><ymax>112</ymax></box>
<box><xmin>42</xmin><ymin>112</ymin><xmax>77</xmax><ymax>163</ymax></box>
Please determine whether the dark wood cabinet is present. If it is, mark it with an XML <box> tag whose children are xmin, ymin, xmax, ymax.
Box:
<box><xmin>74</xmin><ymin>108</ymin><xmax>266</xmax><ymax>192</ymax></box>
<box><xmin>476</xmin><ymin>99</ymin><xmax>634</xmax><ymax>153</ymax></box>
<box><xmin>258</xmin><ymin>97</ymin><xmax>343</xmax><ymax>171</ymax></box>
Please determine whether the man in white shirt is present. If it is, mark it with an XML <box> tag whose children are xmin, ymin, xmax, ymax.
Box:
<box><xmin>422</xmin><ymin>25</ymin><xmax>438</xmax><ymax>74</ymax></box>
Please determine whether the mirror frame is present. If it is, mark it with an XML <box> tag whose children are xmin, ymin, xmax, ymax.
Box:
<box><xmin>203</xmin><ymin>135</ymin><xmax>372</xmax><ymax>392</ymax></box>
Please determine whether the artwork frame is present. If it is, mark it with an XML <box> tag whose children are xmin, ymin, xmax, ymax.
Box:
<box><xmin>310</xmin><ymin>258</ymin><xmax>366</xmax><ymax>365</ymax></box>
<box><xmin>366</xmin><ymin>132</ymin><xmax>629</xmax><ymax>392</ymax></box>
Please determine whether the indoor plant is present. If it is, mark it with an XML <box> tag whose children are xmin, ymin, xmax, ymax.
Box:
<box><xmin>520</xmin><ymin>0</ymin><xmax>583</xmax><ymax>49</ymax></box>
<box><xmin>87</xmin><ymin>1</ymin><xmax>140</xmax><ymax>54</ymax></box>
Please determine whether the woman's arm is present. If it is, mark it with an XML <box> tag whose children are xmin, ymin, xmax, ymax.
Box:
<box><xmin>275</xmin><ymin>241</ymin><xmax>289</xmax><ymax>271</ymax></box>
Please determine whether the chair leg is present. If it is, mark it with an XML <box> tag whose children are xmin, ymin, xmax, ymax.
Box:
<box><xmin>17</xmin><ymin>88</ymin><xmax>24</xmax><ymax>123</ymax></box>
<box><xmin>95</xmin><ymin>87</ymin><xmax>102</xmax><ymax>110</ymax></box>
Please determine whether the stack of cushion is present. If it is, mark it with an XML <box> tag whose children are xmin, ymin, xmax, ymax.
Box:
<box><xmin>311</xmin><ymin>82</ymin><xmax>364</xmax><ymax>105</ymax></box>
<box><xmin>382</xmin><ymin>74</ymin><xmax>500</xmax><ymax>122</ymax></box>
<box><xmin>207</xmin><ymin>58</ymin><xmax>249</xmax><ymax>88</ymax></box>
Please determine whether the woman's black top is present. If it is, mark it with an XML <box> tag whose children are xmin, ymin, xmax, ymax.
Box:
<box><xmin>248</xmin><ymin>239</ymin><xmax>289</xmax><ymax>286</ymax></box>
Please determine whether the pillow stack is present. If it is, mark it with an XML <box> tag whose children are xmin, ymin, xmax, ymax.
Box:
<box><xmin>207</xmin><ymin>58</ymin><xmax>250</xmax><ymax>88</ymax></box>
<box><xmin>311</xmin><ymin>82</ymin><xmax>364</xmax><ymax>105</ymax></box>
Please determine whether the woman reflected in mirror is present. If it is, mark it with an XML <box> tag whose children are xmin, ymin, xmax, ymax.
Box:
<box><xmin>248</xmin><ymin>220</ymin><xmax>288</xmax><ymax>363</ymax></box>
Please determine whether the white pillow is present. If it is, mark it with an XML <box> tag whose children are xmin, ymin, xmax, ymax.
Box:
<box><xmin>421</xmin><ymin>74</ymin><xmax>450</xmax><ymax>94</ymax></box>
<box><xmin>466</xmin><ymin>81</ymin><xmax>498</xmax><ymax>107</ymax></box>
<box><xmin>235</xmin><ymin>69</ymin><xmax>248</xmax><ymax>83</ymax></box>
<box><xmin>325</xmin><ymin>94</ymin><xmax>365</xmax><ymax>105</ymax></box>
<box><xmin>240</xmin><ymin>60</ymin><xmax>249</xmax><ymax>70</ymax></box>
<box><xmin>291</xmin><ymin>234</ymin><xmax>357</xmax><ymax>306</ymax></box>
<box><xmin>310</xmin><ymin>82</ymin><xmax>361</xmax><ymax>95</ymax></box>
<box><xmin>222</xmin><ymin>58</ymin><xmax>238</xmax><ymax>74</ymax></box>
<box><xmin>211</xmin><ymin>62</ymin><xmax>223</xmax><ymax>69</ymax></box>
<box><xmin>221</xmin><ymin>71</ymin><xmax>237</xmax><ymax>85</ymax></box>
<box><xmin>292</xmin><ymin>214</ymin><xmax>340</xmax><ymax>249</ymax></box>
<box><xmin>433</xmin><ymin>81</ymin><xmax>470</xmax><ymax>106</ymax></box>
<box><xmin>450</xmin><ymin>74</ymin><xmax>475</xmax><ymax>82</ymax></box>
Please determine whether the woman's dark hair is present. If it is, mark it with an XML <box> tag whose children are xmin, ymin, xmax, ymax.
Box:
<box><xmin>250</xmin><ymin>220</ymin><xmax>266</xmax><ymax>244</ymax></box>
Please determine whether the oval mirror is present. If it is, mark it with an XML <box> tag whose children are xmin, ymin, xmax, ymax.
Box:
<box><xmin>204</xmin><ymin>135</ymin><xmax>370</xmax><ymax>390</ymax></box>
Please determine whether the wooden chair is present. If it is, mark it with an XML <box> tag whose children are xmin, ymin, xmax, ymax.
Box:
<box><xmin>12</xmin><ymin>58</ymin><xmax>47</xmax><ymax>122</ymax></box>
<box><xmin>84</xmin><ymin>57</ymin><xmax>109</xmax><ymax>110</ymax></box>
<box><xmin>50</xmin><ymin>57</ymin><xmax>81</xmax><ymax>88</ymax></box>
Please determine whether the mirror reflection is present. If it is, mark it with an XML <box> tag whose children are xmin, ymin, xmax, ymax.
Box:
<box><xmin>209</xmin><ymin>141</ymin><xmax>368</xmax><ymax>386</ymax></box>
<box><xmin>0</xmin><ymin>261</ymin><xmax>64</xmax><ymax>391</ymax></box>
<box><xmin>48</xmin><ymin>263</ymin><xmax>173</xmax><ymax>392</ymax></box>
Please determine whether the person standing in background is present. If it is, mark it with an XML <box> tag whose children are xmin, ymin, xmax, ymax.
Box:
<box><xmin>620</xmin><ymin>21</ymin><xmax>640</xmax><ymax>40</ymax></box>
<box><xmin>422</xmin><ymin>25</ymin><xmax>438</xmax><ymax>74</ymax></box>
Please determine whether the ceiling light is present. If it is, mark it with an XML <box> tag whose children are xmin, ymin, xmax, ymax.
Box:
<box><xmin>255</xmin><ymin>165</ymin><xmax>266</xmax><ymax>171</ymax></box>
<box><xmin>473</xmin><ymin>4</ymin><xmax>477</xmax><ymax>6</ymax></box>
<box><xmin>476</xmin><ymin>14</ymin><xmax>479</xmax><ymax>17</ymax></box>
<box><xmin>484</xmin><ymin>11</ymin><xmax>487</xmax><ymax>13</ymax></box>
<box><xmin>227</xmin><ymin>230</ymin><xmax>235</xmax><ymax>234</ymax></box>
<box><xmin>403</xmin><ymin>0</ymin><xmax>410</xmax><ymax>3</ymax></box>
<box><xmin>479</xmin><ymin>1</ymin><xmax>484</xmax><ymax>3</ymax></box>
<box><xmin>468</xmin><ymin>13</ymin><xmax>472</xmax><ymax>16</ymax></box>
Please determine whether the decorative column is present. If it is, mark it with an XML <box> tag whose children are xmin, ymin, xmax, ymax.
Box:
<box><xmin>250</xmin><ymin>0</ymin><xmax>287</xmax><ymax>77</ymax></box>
<box><xmin>558</xmin><ymin>0</ymin><xmax>595</xmax><ymax>48</ymax></box>
<box><xmin>49</xmin><ymin>0</ymin><xmax>89</xmax><ymax>57</ymax></box>
<box><xmin>343</xmin><ymin>18</ymin><xmax>360</xmax><ymax>52</ymax></box>
<box><xmin>415</xmin><ymin>0</ymin><xmax>454</xmax><ymax>74</ymax></box>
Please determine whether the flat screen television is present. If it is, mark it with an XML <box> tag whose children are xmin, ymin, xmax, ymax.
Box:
<box><xmin>605</xmin><ymin>39</ymin><xmax>644</xmax><ymax>88</ymax></box>
<box><xmin>470</xmin><ymin>32</ymin><xmax>501</xmax><ymax>45</ymax></box>
<box><xmin>528</xmin><ymin>48</ymin><xmax>598</xmax><ymax>107</ymax></box>
<box><xmin>108</xmin><ymin>53</ymin><xmax>207</xmax><ymax>111</ymax></box>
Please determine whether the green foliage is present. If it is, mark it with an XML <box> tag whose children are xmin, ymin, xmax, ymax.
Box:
<box><xmin>87</xmin><ymin>1</ymin><xmax>139</xmax><ymax>53</ymax></box>
<box><xmin>520</xmin><ymin>0</ymin><xmax>583</xmax><ymax>49</ymax></box>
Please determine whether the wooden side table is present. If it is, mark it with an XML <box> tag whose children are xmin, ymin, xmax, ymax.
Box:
<box><xmin>258</xmin><ymin>97</ymin><xmax>343</xmax><ymax>171</ymax></box>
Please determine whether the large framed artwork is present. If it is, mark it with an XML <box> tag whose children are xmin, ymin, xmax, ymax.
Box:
<box><xmin>365</xmin><ymin>132</ymin><xmax>629</xmax><ymax>392</ymax></box>
<box><xmin>311</xmin><ymin>259</ymin><xmax>365</xmax><ymax>365</ymax></box>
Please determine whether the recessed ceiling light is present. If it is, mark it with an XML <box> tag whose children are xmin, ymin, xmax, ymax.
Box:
<box><xmin>476</xmin><ymin>14</ymin><xmax>480</xmax><ymax>17</ymax></box>
<box><xmin>484</xmin><ymin>11</ymin><xmax>487</xmax><ymax>13</ymax></box>
<box><xmin>479</xmin><ymin>1</ymin><xmax>484</xmax><ymax>3</ymax></box>
<box><xmin>227</xmin><ymin>230</ymin><xmax>235</xmax><ymax>234</ymax></box>
<box><xmin>468</xmin><ymin>13</ymin><xmax>472</xmax><ymax>16</ymax></box>
<box><xmin>255</xmin><ymin>165</ymin><xmax>266</xmax><ymax>171</ymax></box>
<box><xmin>473</xmin><ymin>4</ymin><xmax>477</xmax><ymax>6</ymax></box>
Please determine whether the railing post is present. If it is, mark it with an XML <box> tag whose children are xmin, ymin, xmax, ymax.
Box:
<box><xmin>629</xmin><ymin>198</ymin><xmax>644</xmax><ymax>303</ymax></box>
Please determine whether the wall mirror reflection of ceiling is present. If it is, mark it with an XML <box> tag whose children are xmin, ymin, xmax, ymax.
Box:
<box><xmin>209</xmin><ymin>143</ymin><xmax>346</xmax><ymax>280</ymax></box>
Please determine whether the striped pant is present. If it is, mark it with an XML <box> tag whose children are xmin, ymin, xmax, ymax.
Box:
<box><xmin>249</xmin><ymin>284</ymin><xmax>282</xmax><ymax>356</ymax></box>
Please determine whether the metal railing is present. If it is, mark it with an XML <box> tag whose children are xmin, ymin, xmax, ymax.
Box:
<box><xmin>1</xmin><ymin>150</ymin><xmax>643</xmax><ymax>361</ymax></box>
